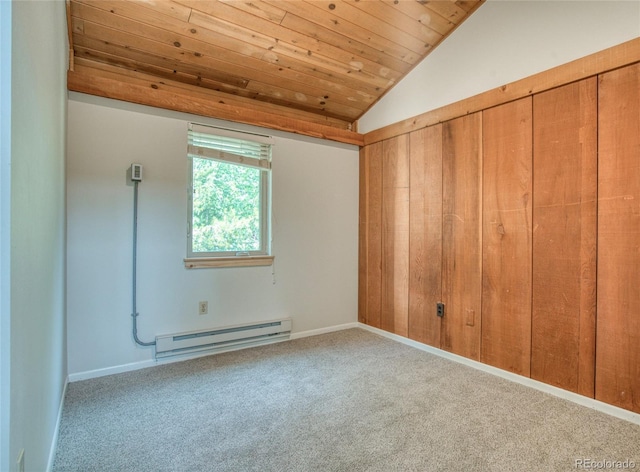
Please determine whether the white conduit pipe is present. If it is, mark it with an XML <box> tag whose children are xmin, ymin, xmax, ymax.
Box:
<box><xmin>131</xmin><ymin>179</ymin><xmax>155</xmax><ymax>347</ymax></box>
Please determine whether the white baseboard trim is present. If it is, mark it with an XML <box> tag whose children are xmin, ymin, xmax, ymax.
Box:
<box><xmin>46</xmin><ymin>378</ymin><xmax>68</xmax><ymax>472</ymax></box>
<box><xmin>68</xmin><ymin>359</ymin><xmax>157</xmax><ymax>382</ymax></box>
<box><xmin>359</xmin><ymin>323</ymin><xmax>640</xmax><ymax>426</ymax></box>
<box><xmin>68</xmin><ymin>322</ymin><xmax>360</xmax><ymax>382</ymax></box>
<box><xmin>290</xmin><ymin>322</ymin><xmax>359</xmax><ymax>340</ymax></box>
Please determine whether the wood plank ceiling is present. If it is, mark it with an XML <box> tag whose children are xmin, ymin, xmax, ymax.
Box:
<box><xmin>66</xmin><ymin>0</ymin><xmax>484</xmax><ymax>144</ymax></box>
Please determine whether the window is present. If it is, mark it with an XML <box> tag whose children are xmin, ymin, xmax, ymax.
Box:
<box><xmin>185</xmin><ymin>123</ymin><xmax>273</xmax><ymax>268</ymax></box>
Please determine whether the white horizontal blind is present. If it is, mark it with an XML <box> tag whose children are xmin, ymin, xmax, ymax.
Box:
<box><xmin>188</xmin><ymin>123</ymin><xmax>273</xmax><ymax>169</ymax></box>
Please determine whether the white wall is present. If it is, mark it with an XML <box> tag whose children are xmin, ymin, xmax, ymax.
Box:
<box><xmin>8</xmin><ymin>1</ymin><xmax>68</xmax><ymax>472</ymax></box>
<box><xmin>0</xmin><ymin>3</ymin><xmax>11</xmax><ymax>471</ymax></box>
<box><xmin>359</xmin><ymin>0</ymin><xmax>640</xmax><ymax>133</ymax></box>
<box><xmin>66</xmin><ymin>94</ymin><xmax>359</xmax><ymax>376</ymax></box>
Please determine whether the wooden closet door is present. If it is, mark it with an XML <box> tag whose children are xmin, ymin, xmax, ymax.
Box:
<box><xmin>381</xmin><ymin>135</ymin><xmax>410</xmax><ymax>336</ymax></box>
<box><xmin>597</xmin><ymin>63</ymin><xmax>640</xmax><ymax>413</ymax></box>
<box><xmin>531</xmin><ymin>78</ymin><xmax>597</xmax><ymax>396</ymax></box>
<box><xmin>408</xmin><ymin>125</ymin><xmax>443</xmax><ymax>347</ymax></box>
<box><xmin>481</xmin><ymin>98</ymin><xmax>533</xmax><ymax>375</ymax></box>
<box><xmin>442</xmin><ymin>113</ymin><xmax>483</xmax><ymax>360</ymax></box>
<box><xmin>359</xmin><ymin>142</ymin><xmax>383</xmax><ymax>328</ymax></box>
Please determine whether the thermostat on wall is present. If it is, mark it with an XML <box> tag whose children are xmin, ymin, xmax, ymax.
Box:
<box><xmin>131</xmin><ymin>163</ymin><xmax>143</xmax><ymax>182</ymax></box>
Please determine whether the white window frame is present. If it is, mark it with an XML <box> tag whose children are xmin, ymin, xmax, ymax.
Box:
<box><xmin>184</xmin><ymin>123</ymin><xmax>274</xmax><ymax>268</ymax></box>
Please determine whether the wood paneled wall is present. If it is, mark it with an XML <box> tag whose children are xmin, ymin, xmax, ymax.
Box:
<box><xmin>531</xmin><ymin>79</ymin><xmax>597</xmax><ymax>396</ymax></box>
<box><xmin>441</xmin><ymin>114</ymin><xmax>483</xmax><ymax>360</ymax></box>
<box><xmin>408</xmin><ymin>125</ymin><xmax>443</xmax><ymax>347</ymax></box>
<box><xmin>596</xmin><ymin>63</ymin><xmax>640</xmax><ymax>413</ymax></box>
<box><xmin>359</xmin><ymin>142</ymin><xmax>383</xmax><ymax>328</ymax></box>
<box><xmin>358</xmin><ymin>61</ymin><xmax>640</xmax><ymax>414</ymax></box>
<box><xmin>381</xmin><ymin>136</ymin><xmax>410</xmax><ymax>336</ymax></box>
<box><xmin>481</xmin><ymin>98</ymin><xmax>532</xmax><ymax>376</ymax></box>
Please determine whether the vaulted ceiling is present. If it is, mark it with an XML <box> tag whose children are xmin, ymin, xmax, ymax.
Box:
<box><xmin>66</xmin><ymin>0</ymin><xmax>484</xmax><ymax>144</ymax></box>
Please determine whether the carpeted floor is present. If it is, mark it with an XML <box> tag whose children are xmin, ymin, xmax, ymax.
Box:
<box><xmin>53</xmin><ymin>328</ymin><xmax>640</xmax><ymax>472</ymax></box>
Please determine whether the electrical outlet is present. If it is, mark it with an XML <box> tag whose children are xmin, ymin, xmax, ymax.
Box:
<box><xmin>466</xmin><ymin>308</ymin><xmax>475</xmax><ymax>327</ymax></box>
<box><xmin>17</xmin><ymin>449</ymin><xmax>24</xmax><ymax>472</ymax></box>
<box><xmin>198</xmin><ymin>301</ymin><xmax>208</xmax><ymax>315</ymax></box>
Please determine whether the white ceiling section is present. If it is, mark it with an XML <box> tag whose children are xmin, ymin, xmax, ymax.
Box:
<box><xmin>358</xmin><ymin>0</ymin><xmax>640</xmax><ymax>133</ymax></box>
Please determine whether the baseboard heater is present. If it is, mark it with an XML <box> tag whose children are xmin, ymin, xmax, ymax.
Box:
<box><xmin>155</xmin><ymin>318</ymin><xmax>292</xmax><ymax>359</ymax></box>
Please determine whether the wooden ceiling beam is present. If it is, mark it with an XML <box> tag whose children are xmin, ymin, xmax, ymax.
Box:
<box><xmin>71</xmin><ymin>60</ymin><xmax>355</xmax><ymax>128</ymax></box>
<box><xmin>72</xmin><ymin>43</ymin><xmax>364</xmax><ymax>122</ymax></box>
<box><xmin>68</xmin><ymin>64</ymin><xmax>364</xmax><ymax>147</ymax></box>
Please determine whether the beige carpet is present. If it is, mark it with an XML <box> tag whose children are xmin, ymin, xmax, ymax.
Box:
<box><xmin>53</xmin><ymin>328</ymin><xmax>640</xmax><ymax>471</ymax></box>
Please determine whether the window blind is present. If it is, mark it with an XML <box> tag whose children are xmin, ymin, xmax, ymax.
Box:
<box><xmin>187</xmin><ymin>123</ymin><xmax>273</xmax><ymax>170</ymax></box>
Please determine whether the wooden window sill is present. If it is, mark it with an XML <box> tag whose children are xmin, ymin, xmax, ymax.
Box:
<box><xmin>184</xmin><ymin>256</ymin><xmax>274</xmax><ymax>269</ymax></box>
